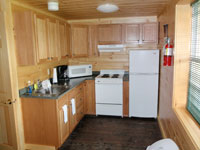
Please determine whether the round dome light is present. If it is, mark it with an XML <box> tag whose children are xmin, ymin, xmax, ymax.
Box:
<box><xmin>97</xmin><ymin>4</ymin><xmax>119</xmax><ymax>13</ymax></box>
<box><xmin>48</xmin><ymin>2</ymin><xmax>59</xmax><ymax>11</ymax></box>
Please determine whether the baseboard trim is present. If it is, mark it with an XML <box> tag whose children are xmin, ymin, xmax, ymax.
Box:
<box><xmin>24</xmin><ymin>144</ymin><xmax>56</xmax><ymax>150</ymax></box>
<box><xmin>158</xmin><ymin>117</ymin><xmax>167</xmax><ymax>138</ymax></box>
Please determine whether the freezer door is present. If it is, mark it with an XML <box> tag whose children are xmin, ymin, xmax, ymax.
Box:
<box><xmin>129</xmin><ymin>50</ymin><xmax>159</xmax><ymax>74</ymax></box>
<box><xmin>129</xmin><ymin>74</ymin><xmax>158</xmax><ymax>118</ymax></box>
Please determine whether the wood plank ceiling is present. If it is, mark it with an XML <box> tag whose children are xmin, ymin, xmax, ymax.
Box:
<box><xmin>14</xmin><ymin>0</ymin><xmax>172</xmax><ymax>20</ymax></box>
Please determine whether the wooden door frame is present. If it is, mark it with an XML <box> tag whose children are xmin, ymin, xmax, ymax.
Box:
<box><xmin>0</xmin><ymin>0</ymin><xmax>24</xmax><ymax>149</ymax></box>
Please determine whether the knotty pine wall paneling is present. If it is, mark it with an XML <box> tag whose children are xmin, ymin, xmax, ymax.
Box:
<box><xmin>158</xmin><ymin>0</ymin><xmax>199</xmax><ymax>149</ymax></box>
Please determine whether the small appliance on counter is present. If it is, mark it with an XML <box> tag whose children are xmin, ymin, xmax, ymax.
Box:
<box><xmin>67</xmin><ymin>64</ymin><xmax>92</xmax><ymax>78</ymax></box>
<box><xmin>57</xmin><ymin>65</ymin><xmax>69</xmax><ymax>85</ymax></box>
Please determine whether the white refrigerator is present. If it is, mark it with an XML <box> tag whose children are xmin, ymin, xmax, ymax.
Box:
<box><xmin>129</xmin><ymin>50</ymin><xmax>159</xmax><ymax>118</ymax></box>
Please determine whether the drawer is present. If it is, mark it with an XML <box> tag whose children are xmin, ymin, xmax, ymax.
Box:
<box><xmin>58</xmin><ymin>94</ymin><xmax>68</xmax><ymax>109</ymax></box>
<box><xmin>76</xmin><ymin>94</ymin><xmax>84</xmax><ymax>108</ymax></box>
<box><xmin>77</xmin><ymin>84</ymin><xmax>84</xmax><ymax>93</ymax></box>
<box><xmin>96</xmin><ymin>104</ymin><xmax>123</xmax><ymax>116</ymax></box>
<box><xmin>77</xmin><ymin>105</ymin><xmax>84</xmax><ymax>121</ymax></box>
<box><xmin>76</xmin><ymin>100</ymin><xmax>83</xmax><ymax>110</ymax></box>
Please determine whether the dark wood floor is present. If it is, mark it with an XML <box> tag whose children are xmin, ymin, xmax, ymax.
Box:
<box><xmin>59</xmin><ymin>115</ymin><xmax>162</xmax><ymax>150</ymax></box>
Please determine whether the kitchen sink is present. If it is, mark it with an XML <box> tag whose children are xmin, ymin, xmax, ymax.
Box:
<box><xmin>23</xmin><ymin>84</ymin><xmax>70</xmax><ymax>98</ymax></box>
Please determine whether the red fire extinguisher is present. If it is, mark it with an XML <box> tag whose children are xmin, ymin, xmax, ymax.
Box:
<box><xmin>163</xmin><ymin>38</ymin><xmax>173</xmax><ymax>66</ymax></box>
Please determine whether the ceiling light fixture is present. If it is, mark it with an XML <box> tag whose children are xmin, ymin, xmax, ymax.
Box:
<box><xmin>97</xmin><ymin>3</ymin><xmax>119</xmax><ymax>13</ymax></box>
<box><xmin>48</xmin><ymin>1</ymin><xmax>59</xmax><ymax>11</ymax></box>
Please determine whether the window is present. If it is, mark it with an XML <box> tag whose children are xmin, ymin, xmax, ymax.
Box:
<box><xmin>187</xmin><ymin>0</ymin><xmax>200</xmax><ymax>124</ymax></box>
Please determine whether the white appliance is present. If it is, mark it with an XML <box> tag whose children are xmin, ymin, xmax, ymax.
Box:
<box><xmin>95</xmin><ymin>70</ymin><xmax>125</xmax><ymax>116</ymax></box>
<box><xmin>98</xmin><ymin>44</ymin><xmax>124</xmax><ymax>52</ymax></box>
<box><xmin>67</xmin><ymin>64</ymin><xmax>92</xmax><ymax>78</ymax></box>
<box><xmin>129</xmin><ymin>50</ymin><xmax>159</xmax><ymax>118</ymax></box>
<box><xmin>52</xmin><ymin>68</ymin><xmax>58</xmax><ymax>83</ymax></box>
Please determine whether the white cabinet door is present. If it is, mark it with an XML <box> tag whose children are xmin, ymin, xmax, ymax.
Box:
<box><xmin>129</xmin><ymin>74</ymin><xmax>158</xmax><ymax>118</ymax></box>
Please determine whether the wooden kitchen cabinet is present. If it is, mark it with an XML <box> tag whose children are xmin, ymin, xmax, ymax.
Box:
<box><xmin>21</xmin><ymin>83</ymin><xmax>86</xmax><ymax>148</ymax></box>
<box><xmin>84</xmin><ymin>80</ymin><xmax>96</xmax><ymax>115</ymax></box>
<box><xmin>68</xmin><ymin>90</ymin><xmax>78</xmax><ymax>133</ymax></box>
<box><xmin>123</xmin><ymin>81</ymin><xmax>129</xmax><ymax>117</ymax></box>
<box><xmin>21</xmin><ymin>98</ymin><xmax>61</xmax><ymax>148</ymax></box>
<box><xmin>98</xmin><ymin>24</ymin><xmax>122</xmax><ymax>44</ymax></box>
<box><xmin>141</xmin><ymin>23</ymin><xmax>158</xmax><ymax>44</ymax></box>
<box><xmin>58</xmin><ymin>21</ymin><xmax>70</xmax><ymax>59</ymax></box>
<box><xmin>57</xmin><ymin>94</ymin><xmax>70</xmax><ymax>145</ymax></box>
<box><xmin>34</xmin><ymin>13</ymin><xmax>49</xmax><ymax>63</ymax></box>
<box><xmin>123</xmin><ymin>23</ymin><xmax>158</xmax><ymax>45</ymax></box>
<box><xmin>47</xmin><ymin>18</ymin><xmax>58</xmax><ymax>61</ymax></box>
<box><xmin>71</xmin><ymin>24</ymin><xmax>88</xmax><ymax>57</ymax></box>
<box><xmin>88</xmin><ymin>25</ymin><xmax>99</xmax><ymax>57</ymax></box>
<box><xmin>76</xmin><ymin>91</ymin><xmax>84</xmax><ymax>122</ymax></box>
<box><xmin>123</xmin><ymin>24</ymin><xmax>140</xmax><ymax>43</ymax></box>
<box><xmin>13</xmin><ymin>10</ymin><xmax>37</xmax><ymax>65</ymax></box>
<box><xmin>13</xmin><ymin>8</ymin><xmax>69</xmax><ymax>66</ymax></box>
<box><xmin>68</xmin><ymin>83</ymin><xmax>84</xmax><ymax>132</ymax></box>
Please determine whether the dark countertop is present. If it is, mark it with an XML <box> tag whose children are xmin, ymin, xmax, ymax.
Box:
<box><xmin>19</xmin><ymin>74</ymin><xmax>98</xmax><ymax>100</ymax></box>
<box><xmin>19</xmin><ymin>72</ymin><xmax>129</xmax><ymax>100</ymax></box>
<box><xmin>123</xmin><ymin>74</ymin><xmax>129</xmax><ymax>81</ymax></box>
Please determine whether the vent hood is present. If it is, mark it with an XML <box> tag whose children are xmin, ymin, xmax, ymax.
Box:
<box><xmin>98</xmin><ymin>44</ymin><xmax>124</xmax><ymax>52</ymax></box>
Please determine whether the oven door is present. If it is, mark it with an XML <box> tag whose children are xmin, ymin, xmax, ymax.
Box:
<box><xmin>95</xmin><ymin>83</ymin><xmax>123</xmax><ymax>104</ymax></box>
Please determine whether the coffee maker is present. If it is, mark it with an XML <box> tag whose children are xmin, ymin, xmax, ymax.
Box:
<box><xmin>56</xmin><ymin>65</ymin><xmax>69</xmax><ymax>85</ymax></box>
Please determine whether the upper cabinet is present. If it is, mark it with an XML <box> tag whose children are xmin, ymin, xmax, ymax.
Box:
<box><xmin>141</xmin><ymin>23</ymin><xmax>158</xmax><ymax>44</ymax></box>
<box><xmin>123</xmin><ymin>24</ymin><xmax>140</xmax><ymax>43</ymax></box>
<box><xmin>47</xmin><ymin>18</ymin><xmax>58</xmax><ymax>61</ymax></box>
<box><xmin>124</xmin><ymin>23</ymin><xmax>158</xmax><ymax>44</ymax></box>
<box><xmin>88</xmin><ymin>25</ymin><xmax>99</xmax><ymax>57</ymax></box>
<box><xmin>58</xmin><ymin>22</ymin><xmax>70</xmax><ymax>59</ymax></box>
<box><xmin>13</xmin><ymin>11</ymin><xmax>37</xmax><ymax>65</ymax></box>
<box><xmin>13</xmin><ymin>8</ymin><xmax>70</xmax><ymax>66</ymax></box>
<box><xmin>71</xmin><ymin>25</ymin><xmax>88</xmax><ymax>58</ymax></box>
<box><xmin>34</xmin><ymin>14</ymin><xmax>49</xmax><ymax>63</ymax></box>
<box><xmin>98</xmin><ymin>24</ymin><xmax>122</xmax><ymax>44</ymax></box>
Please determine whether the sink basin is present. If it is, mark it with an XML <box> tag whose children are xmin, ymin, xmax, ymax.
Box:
<box><xmin>23</xmin><ymin>84</ymin><xmax>70</xmax><ymax>98</ymax></box>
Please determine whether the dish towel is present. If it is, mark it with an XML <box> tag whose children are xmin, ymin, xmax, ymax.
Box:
<box><xmin>71</xmin><ymin>98</ymin><xmax>76</xmax><ymax>115</ymax></box>
<box><xmin>62</xmin><ymin>105</ymin><xmax>68</xmax><ymax>123</ymax></box>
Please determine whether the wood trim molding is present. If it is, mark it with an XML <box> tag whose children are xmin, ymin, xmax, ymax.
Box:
<box><xmin>157</xmin><ymin>117</ymin><xmax>167</xmax><ymax>138</ymax></box>
<box><xmin>174</xmin><ymin>108</ymin><xmax>200</xmax><ymax>149</ymax></box>
<box><xmin>0</xmin><ymin>106</ymin><xmax>8</xmax><ymax>144</ymax></box>
<box><xmin>68</xmin><ymin>16</ymin><xmax>158</xmax><ymax>25</ymax></box>
<box><xmin>24</xmin><ymin>144</ymin><xmax>56</xmax><ymax>150</ymax></box>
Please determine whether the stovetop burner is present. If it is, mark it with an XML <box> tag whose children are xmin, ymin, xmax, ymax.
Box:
<box><xmin>111</xmin><ymin>74</ymin><xmax>119</xmax><ymax>78</ymax></box>
<box><xmin>101</xmin><ymin>74</ymin><xmax>110</xmax><ymax>78</ymax></box>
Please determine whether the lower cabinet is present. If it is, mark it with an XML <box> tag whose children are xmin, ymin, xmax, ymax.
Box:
<box><xmin>84</xmin><ymin>80</ymin><xmax>96</xmax><ymax>115</ymax></box>
<box><xmin>123</xmin><ymin>81</ymin><xmax>129</xmax><ymax>117</ymax></box>
<box><xmin>58</xmin><ymin>94</ymin><xmax>70</xmax><ymax>145</ymax></box>
<box><xmin>21</xmin><ymin>83</ymin><xmax>86</xmax><ymax>149</ymax></box>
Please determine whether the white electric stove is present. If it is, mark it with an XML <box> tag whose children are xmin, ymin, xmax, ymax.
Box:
<box><xmin>95</xmin><ymin>70</ymin><xmax>125</xmax><ymax>117</ymax></box>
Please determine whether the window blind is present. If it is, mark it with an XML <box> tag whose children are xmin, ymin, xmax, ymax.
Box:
<box><xmin>187</xmin><ymin>0</ymin><xmax>200</xmax><ymax>124</ymax></box>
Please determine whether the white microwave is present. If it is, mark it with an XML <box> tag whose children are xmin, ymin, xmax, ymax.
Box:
<box><xmin>67</xmin><ymin>64</ymin><xmax>92</xmax><ymax>78</ymax></box>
